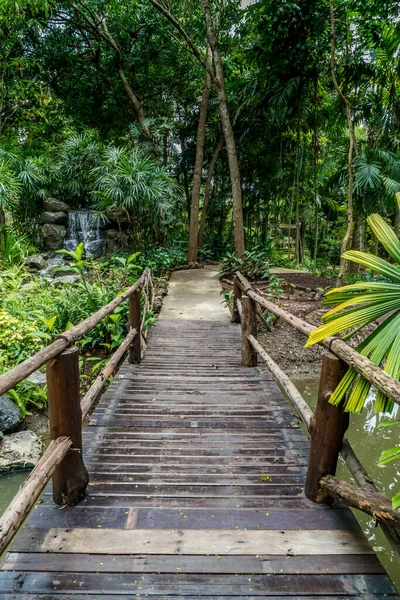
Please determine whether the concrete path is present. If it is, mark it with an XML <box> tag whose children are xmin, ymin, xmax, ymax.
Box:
<box><xmin>159</xmin><ymin>265</ymin><xmax>231</xmax><ymax>321</ymax></box>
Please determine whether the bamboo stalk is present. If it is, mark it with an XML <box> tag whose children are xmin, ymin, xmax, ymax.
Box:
<box><xmin>81</xmin><ymin>328</ymin><xmax>137</xmax><ymax>421</ymax></box>
<box><xmin>0</xmin><ymin>437</ymin><xmax>72</xmax><ymax>555</ymax></box>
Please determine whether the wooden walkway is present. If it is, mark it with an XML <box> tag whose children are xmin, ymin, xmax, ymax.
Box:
<box><xmin>1</xmin><ymin>319</ymin><xmax>398</xmax><ymax>598</ymax></box>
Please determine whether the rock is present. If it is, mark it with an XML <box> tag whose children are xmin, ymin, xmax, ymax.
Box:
<box><xmin>27</xmin><ymin>370</ymin><xmax>47</xmax><ymax>386</ymax></box>
<box><xmin>0</xmin><ymin>431</ymin><xmax>44</xmax><ymax>473</ymax></box>
<box><xmin>43</xmin><ymin>198</ymin><xmax>70</xmax><ymax>212</ymax></box>
<box><xmin>25</xmin><ymin>253</ymin><xmax>47</xmax><ymax>270</ymax></box>
<box><xmin>38</xmin><ymin>256</ymin><xmax>67</xmax><ymax>277</ymax></box>
<box><xmin>41</xmin><ymin>223</ymin><xmax>67</xmax><ymax>250</ymax></box>
<box><xmin>104</xmin><ymin>205</ymin><xmax>130</xmax><ymax>227</ymax></box>
<box><xmin>106</xmin><ymin>229</ymin><xmax>128</xmax><ymax>254</ymax></box>
<box><xmin>52</xmin><ymin>267</ymin><xmax>78</xmax><ymax>278</ymax></box>
<box><xmin>51</xmin><ymin>275</ymin><xmax>80</xmax><ymax>286</ymax></box>
<box><xmin>0</xmin><ymin>395</ymin><xmax>23</xmax><ymax>434</ymax></box>
<box><xmin>39</xmin><ymin>211</ymin><xmax>68</xmax><ymax>225</ymax></box>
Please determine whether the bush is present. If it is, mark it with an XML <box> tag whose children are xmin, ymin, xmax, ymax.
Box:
<box><xmin>220</xmin><ymin>247</ymin><xmax>270</xmax><ymax>279</ymax></box>
<box><xmin>142</xmin><ymin>246</ymin><xmax>187</xmax><ymax>274</ymax></box>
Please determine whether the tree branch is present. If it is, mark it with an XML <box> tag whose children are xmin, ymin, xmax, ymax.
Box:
<box><xmin>147</xmin><ymin>0</ymin><xmax>215</xmax><ymax>82</ymax></box>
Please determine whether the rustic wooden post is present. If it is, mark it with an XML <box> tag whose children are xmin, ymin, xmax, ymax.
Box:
<box><xmin>231</xmin><ymin>277</ymin><xmax>241</xmax><ymax>323</ymax></box>
<box><xmin>241</xmin><ymin>294</ymin><xmax>257</xmax><ymax>367</ymax></box>
<box><xmin>305</xmin><ymin>353</ymin><xmax>349</xmax><ymax>504</ymax></box>
<box><xmin>46</xmin><ymin>346</ymin><xmax>89</xmax><ymax>505</ymax></box>
<box><xmin>129</xmin><ymin>289</ymin><xmax>141</xmax><ymax>363</ymax></box>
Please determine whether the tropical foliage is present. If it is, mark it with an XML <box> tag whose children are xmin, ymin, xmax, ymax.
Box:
<box><xmin>306</xmin><ymin>213</ymin><xmax>400</xmax><ymax>414</ymax></box>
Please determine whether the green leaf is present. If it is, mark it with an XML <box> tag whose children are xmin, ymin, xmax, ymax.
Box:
<box><xmin>367</xmin><ymin>214</ymin><xmax>400</xmax><ymax>264</ymax></box>
<box><xmin>392</xmin><ymin>492</ymin><xmax>400</xmax><ymax>510</ymax></box>
<box><xmin>378</xmin><ymin>446</ymin><xmax>400</xmax><ymax>466</ymax></box>
<box><xmin>342</xmin><ymin>250</ymin><xmax>400</xmax><ymax>283</ymax></box>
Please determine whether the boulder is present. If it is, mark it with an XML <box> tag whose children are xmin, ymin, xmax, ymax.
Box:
<box><xmin>106</xmin><ymin>229</ymin><xmax>128</xmax><ymax>254</ymax></box>
<box><xmin>51</xmin><ymin>275</ymin><xmax>80</xmax><ymax>286</ymax></box>
<box><xmin>39</xmin><ymin>211</ymin><xmax>68</xmax><ymax>225</ymax></box>
<box><xmin>41</xmin><ymin>223</ymin><xmax>67</xmax><ymax>250</ymax></box>
<box><xmin>0</xmin><ymin>431</ymin><xmax>44</xmax><ymax>473</ymax></box>
<box><xmin>25</xmin><ymin>253</ymin><xmax>47</xmax><ymax>270</ymax></box>
<box><xmin>0</xmin><ymin>394</ymin><xmax>23</xmax><ymax>434</ymax></box>
<box><xmin>43</xmin><ymin>198</ymin><xmax>70</xmax><ymax>212</ymax></box>
<box><xmin>104</xmin><ymin>205</ymin><xmax>130</xmax><ymax>227</ymax></box>
<box><xmin>27</xmin><ymin>370</ymin><xmax>47</xmax><ymax>386</ymax></box>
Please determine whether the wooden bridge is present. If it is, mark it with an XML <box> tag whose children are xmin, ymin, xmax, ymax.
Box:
<box><xmin>0</xmin><ymin>268</ymin><xmax>399</xmax><ymax>598</ymax></box>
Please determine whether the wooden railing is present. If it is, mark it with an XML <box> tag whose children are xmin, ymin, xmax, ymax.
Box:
<box><xmin>234</xmin><ymin>271</ymin><xmax>400</xmax><ymax>555</ymax></box>
<box><xmin>0</xmin><ymin>268</ymin><xmax>153</xmax><ymax>555</ymax></box>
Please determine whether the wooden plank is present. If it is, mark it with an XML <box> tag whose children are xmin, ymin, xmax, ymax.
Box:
<box><xmin>41</xmin><ymin>528</ymin><xmax>374</xmax><ymax>555</ymax></box>
<box><xmin>2</xmin><ymin>596</ymin><xmax>397</xmax><ymax>600</ymax></box>
<box><xmin>2</xmin><ymin>318</ymin><xmax>398</xmax><ymax>599</ymax></box>
<box><xmin>1</xmin><ymin>552</ymin><xmax>384</xmax><ymax>574</ymax></box>
<box><xmin>0</xmin><ymin>572</ymin><xmax>395</xmax><ymax>595</ymax></box>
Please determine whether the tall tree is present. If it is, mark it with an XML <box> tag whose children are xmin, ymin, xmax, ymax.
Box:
<box><xmin>188</xmin><ymin>46</ymin><xmax>212</xmax><ymax>262</ymax></box>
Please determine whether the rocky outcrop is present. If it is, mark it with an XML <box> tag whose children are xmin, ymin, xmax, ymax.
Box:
<box><xmin>0</xmin><ymin>431</ymin><xmax>44</xmax><ymax>472</ymax></box>
<box><xmin>104</xmin><ymin>205</ymin><xmax>130</xmax><ymax>228</ymax></box>
<box><xmin>106</xmin><ymin>229</ymin><xmax>127</xmax><ymax>254</ymax></box>
<box><xmin>39</xmin><ymin>211</ymin><xmax>68</xmax><ymax>225</ymax></box>
<box><xmin>41</xmin><ymin>223</ymin><xmax>66</xmax><ymax>250</ymax></box>
<box><xmin>0</xmin><ymin>395</ymin><xmax>23</xmax><ymax>434</ymax></box>
<box><xmin>25</xmin><ymin>253</ymin><xmax>47</xmax><ymax>270</ymax></box>
<box><xmin>43</xmin><ymin>198</ymin><xmax>70</xmax><ymax>212</ymax></box>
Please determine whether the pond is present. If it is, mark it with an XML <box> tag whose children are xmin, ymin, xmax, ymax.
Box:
<box><xmin>0</xmin><ymin>471</ymin><xmax>28</xmax><ymax>516</ymax></box>
<box><xmin>294</xmin><ymin>379</ymin><xmax>400</xmax><ymax>592</ymax></box>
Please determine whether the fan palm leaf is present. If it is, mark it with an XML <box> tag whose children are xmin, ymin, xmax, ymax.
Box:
<box><xmin>306</xmin><ymin>213</ymin><xmax>400</xmax><ymax>414</ymax></box>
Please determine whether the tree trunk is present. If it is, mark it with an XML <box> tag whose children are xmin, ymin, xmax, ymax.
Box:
<box><xmin>313</xmin><ymin>76</ymin><xmax>319</xmax><ymax>263</ymax></box>
<box><xmin>0</xmin><ymin>206</ymin><xmax>5</xmax><ymax>253</ymax></box>
<box><xmin>201</xmin><ymin>0</ymin><xmax>245</xmax><ymax>257</ymax></box>
<box><xmin>101</xmin><ymin>20</ymin><xmax>150</xmax><ymax>138</ymax></box>
<box><xmin>288</xmin><ymin>116</ymin><xmax>300</xmax><ymax>261</ymax></box>
<box><xmin>188</xmin><ymin>46</ymin><xmax>212</xmax><ymax>263</ymax></box>
<box><xmin>349</xmin><ymin>212</ymin><xmax>363</xmax><ymax>273</ymax></box>
<box><xmin>198</xmin><ymin>133</ymin><xmax>224</xmax><ymax>248</ymax></box>
<box><xmin>330</xmin><ymin>0</ymin><xmax>356</xmax><ymax>286</ymax></box>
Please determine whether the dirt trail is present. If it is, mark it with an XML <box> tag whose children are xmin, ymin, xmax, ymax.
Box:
<box><xmin>159</xmin><ymin>265</ymin><xmax>231</xmax><ymax>321</ymax></box>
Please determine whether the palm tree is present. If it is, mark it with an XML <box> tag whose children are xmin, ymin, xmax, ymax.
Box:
<box><xmin>92</xmin><ymin>146</ymin><xmax>180</xmax><ymax>248</ymax></box>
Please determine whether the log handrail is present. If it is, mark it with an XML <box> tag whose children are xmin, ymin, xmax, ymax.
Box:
<box><xmin>235</xmin><ymin>270</ymin><xmax>400</xmax><ymax>407</ymax></box>
<box><xmin>0</xmin><ymin>437</ymin><xmax>72</xmax><ymax>556</ymax></box>
<box><xmin>0</xmin><ymin>268</ymin><xmax>151</xmax><ymax>397</ymax></box>
<box><xmin>0</xmin><ymin>268</ymin><xmax>154</xmax><ymax>555</ymax></box>
<box><xmin>236</xmin><ymin>271</ymin><xmax>400</xmax><ymax>555</ymax></box>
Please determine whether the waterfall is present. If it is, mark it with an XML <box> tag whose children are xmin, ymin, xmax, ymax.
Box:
<box><xmin>64</xmin><ymin>210</ymin><xmax>105</xmax><ymax>257</ymax></box>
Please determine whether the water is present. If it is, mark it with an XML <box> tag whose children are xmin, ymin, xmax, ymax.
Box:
<box><xmin>65</xmin><ymin>210</ymin><xmax>105</xmax><ymax>257</ymax></box>
<box><xmin>0</xmin><ymin>472</ymin><xmax>30</xmax><ymax>517</ymax></box>
<box><xmin>294</xmin><ymin>378</ymin><xmax>400</xmax><ymax>591</ymax></box>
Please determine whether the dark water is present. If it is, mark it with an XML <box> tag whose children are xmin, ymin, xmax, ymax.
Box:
<box><xmin>0</xmin><ymin>471</ymin><xmax>29</xmax><ymax>515</ymax></box>
<box><xmin>294</xmin><ymin>378</ymin><xmax>400</xmax><ymax>592</ymax></box>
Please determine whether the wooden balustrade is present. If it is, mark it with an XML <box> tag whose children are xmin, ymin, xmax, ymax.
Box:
<box><xmin>304</xmin><ymin>354</ymin><xmax>348</xmax><ymax>504</ymax></box>
<box><xmin>0</xmin><ymin>269</ymin><xmax>154</xmax><ymax>554</ymax></box>
<box><xmin>235</xmin><ymin>272</ymin><xmax>400</xmax><ymax>553</ymax></box>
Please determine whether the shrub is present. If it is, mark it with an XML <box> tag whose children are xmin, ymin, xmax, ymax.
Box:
<box><xmin>220</xmin><ymin>247</ymin><xmax>270</xmax><ymax>279</ymax></box>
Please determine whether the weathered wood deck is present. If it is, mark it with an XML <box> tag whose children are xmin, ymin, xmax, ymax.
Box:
<box><xmin>1</xmin><ymin>319</ymin><xmax>398</xmax><ymax>598</ymax></box>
